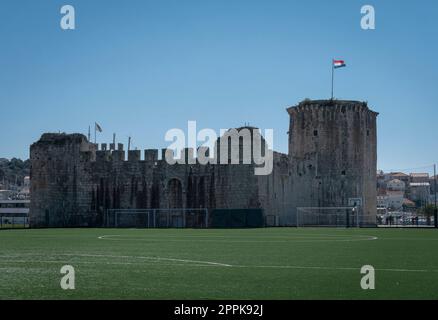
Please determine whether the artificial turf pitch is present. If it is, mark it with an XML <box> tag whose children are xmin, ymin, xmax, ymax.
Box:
<box><xmin>1</xmin><ymin>228</ymin><xmax>438</xmax><ymax>299</ymax></box>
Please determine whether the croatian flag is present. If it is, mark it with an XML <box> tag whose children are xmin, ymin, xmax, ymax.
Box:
<box><xmin>333</xmin><ymin>59</ymin><xmax>346</xmax><ymax>69</ymax></box>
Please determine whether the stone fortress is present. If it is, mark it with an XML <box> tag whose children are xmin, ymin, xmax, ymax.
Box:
<box><xmin>29</xmin><ymin>99</ymin><xmax>378</xmax><ymax>227</ymax></box>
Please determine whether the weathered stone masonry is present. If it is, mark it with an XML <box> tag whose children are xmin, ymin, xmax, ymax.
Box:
<box><xmin>30</xmin><ymin>100</ymin><xmax>378</xmax><ymax>227</ymax></box>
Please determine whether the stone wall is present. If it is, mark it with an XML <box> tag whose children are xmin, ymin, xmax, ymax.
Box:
<box><xmin>30</xmin><ymin>130</ymin><xmax>266</xmax><ymax>227</ymax></box>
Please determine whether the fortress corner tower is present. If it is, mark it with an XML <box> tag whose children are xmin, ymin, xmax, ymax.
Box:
<box><xmin>287</xmin><ymin>100</ymin><xmax>378</xmax><ymax>226</ymax></box>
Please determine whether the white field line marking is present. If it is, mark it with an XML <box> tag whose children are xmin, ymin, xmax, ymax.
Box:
<box><xmin>1</xmin><ymin>253</ymin><xmax>437</xmax><ymax>273</ymax></box>
<box><xmin>0</xmin><ymin>252</ymin><xmax>232</xmax><ymax>267</ymax></box>
<box><xmin>0</xmin><ymin>257</ymin><xmax>435</xmax><ymax>273</ymax></box>
<box><xmin>233</xmin><ymin>265</ymin><xmax>436</xmax><ymax>273</ymax></box>
<box><xmin>369</xmin><ymin>237</ymin><xmax>438</xmax><ymax>241</ymax></box>
<box><xmin>60</xmin><ymin>253</ymin><xmax>233</xmax><ymax>267</ymax></box>
<box><xmin>97</xmin><ymin>234</ymin><xmax>378</xmax><ymax>243</ymax></box>
<box><xmin>0</xmin><ymin>260</ymin><xmax>222</xmax><ymax>268</ymax></box>
<box><xmin>98</xmin><ymin>233</ymin><xmax>371</xmax><ymax>239</ymax></box>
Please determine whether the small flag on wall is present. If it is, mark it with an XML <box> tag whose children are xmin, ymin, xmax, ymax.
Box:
<box><xmin>333</xmin><ymin>59</ymin><xmax>346</xmax><ymax>69</ymax></box>
<box><xmin>95</xmin><ymin>122</ymin><xmax>103</xmax><ymax>133</ymax></box>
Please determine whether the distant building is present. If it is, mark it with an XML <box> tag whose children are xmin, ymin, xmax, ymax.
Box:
<box><xmin>0</xmin><ymin>190</ymin><xmax>13</xmax><ymax>200</ymax></box>
<box><xmin>377</xmin><ymin>171</ymin><xmax>389</xmax><ymax>189</ymax></box>
<box><xmin>387</xmin><ymin>179</ymin><xmax>405</xmax><ymax>192</ymax></box>
<box><xmin>390</xmin><ymin>172</ymin><xmax>410</xmax><ymax>186</ymax></box>
<box><xmin>410</xmin><ymin>173</ymin><xmax>430</xmax><ymax>183</ymax></box>
<box><xmin>377</xmin><ymin>195</ymin><xmax>387</xmax><ymax>208</ymax></box>
<box><xmin>23</xmin><ymin>176</ymin><xmax>30</xmax><ymax>190</ymax></box>
<box><xmin>387</xmin><ymin>191</ymin><xmax>404</xmax><ymax>210</ymax></box>
<box><xmin>376</xmin><ymin>190</ymin><xmax>404</xmax><ymax>210</ymax></box>
<box><xmin>0</xmin><ymin>200</ymin><xmax>30</xmax><ymax>217</ymax></box>
<box><xmin>0</xmin><ymin>199</ymin><xmax>30</xmax><ymax>227</ymax></box>
<box><xmin>409</xmin><ymin>182</ymin><xmax>430</xmax><ymax>204</ymax></box>
<box><xmin>18</xmin><ymin>176</ymin><xmax>31</xmax><ymax>199</ymax></box>
<box><xmin>402</xmin><ymin>198</ymin><xmax>416</xmax><ymax>212</ymax></box>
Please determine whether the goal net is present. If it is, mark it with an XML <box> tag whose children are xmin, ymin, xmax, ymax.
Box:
<box><xmin>104</xmin><ymin>208</ymin><xmax>208</xmax><ymax>228</ymax></box>
<box><xmin>296</xmin><ymin>207</ymin><xmax>360</xmax><ymax>227</ymax></box>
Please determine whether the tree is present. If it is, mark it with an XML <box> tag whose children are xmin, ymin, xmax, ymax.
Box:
<box><xmin>0</xmin><ymin>158</ymin><xmax>30</xmax><ymax>188</ymax></box>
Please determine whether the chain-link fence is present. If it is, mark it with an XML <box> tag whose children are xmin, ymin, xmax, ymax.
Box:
<box><xmin>296</xmin><ymin>207</ymin><xmax>375</xmax><ymax>228</ymax></box>
<box><xmin>377</xmin><ymin>210</ymin><xmax>435</xmax><ymax>228</ymax></box>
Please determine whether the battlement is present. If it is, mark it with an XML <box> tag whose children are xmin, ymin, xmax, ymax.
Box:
<box><xmin>94</xmin><ymin>149</ymin><xmax>157</xmax><ymax>163</ymax></box>
<box><xmin>287</xmin><ymin>99</ymin><xmax>379</xmax><ymax>116</ymax></box>
<box><xmin>84</xmin><ymin>145</ymin><xmax>216</xmax><ymax>165</ymax></box>
<box><xmin>81</xmin><ymin>144</ymin><xmax>264</xmax><ymax>165</ymax></box>
<box><xmin>33</xmin><ymin>128</ymin><xmax>272</xmax><ymax>165</ymax></box>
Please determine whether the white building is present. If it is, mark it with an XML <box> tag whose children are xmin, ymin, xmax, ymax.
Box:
<box><xmin>377</xmin><ymin>191</ymin><xmax>404</xmax><ymax>210</ymax></box>
<box><xmin>0</xmin><ymin>190</ymin><xmax>13</xmax><ymax>200</ymax></box>
<box><xmin>0</xmin><ymin>200</ymin><xmax>30</xmax><ymax>216</ymax></box>
<box><xmin>387</xmin><ymin>179</ymin><xmax>405</xmax><ymax>192</ymax></box>
<box><xmin>0</xmin><ymin>199</ymin><xmax>30</xmax><ymax>227</ymax></box>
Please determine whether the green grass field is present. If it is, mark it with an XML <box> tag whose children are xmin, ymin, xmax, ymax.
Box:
<box><xmin>1</xmin><ymin>227</ymin><xmax>438</xmax><ymax>300</ymax></box>
<box><xmin>0</xmin><ymin>224</ymin><xmax>29</xmax><ymax>229</ymax></box>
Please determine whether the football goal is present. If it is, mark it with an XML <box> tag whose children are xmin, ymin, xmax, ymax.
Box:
<box><xmin>296</xmin><ymin>207</ymin><xmax>360</xmax><ymax>228</ymax></box>
<box><xmin>104</xmin><ymin>208</ymin><xmax>209</xmax><ymax>228</ymax></box>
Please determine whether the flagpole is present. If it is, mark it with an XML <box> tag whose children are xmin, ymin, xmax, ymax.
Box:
<box><xmin>94</xmin><ymin>123</ymin><xmax>97</xmax><ymax>144</ymax></box>
<box><xmin>331</xmin><ymin>59</ymin><xmax>334</xmax><ymax>100</ymax></box>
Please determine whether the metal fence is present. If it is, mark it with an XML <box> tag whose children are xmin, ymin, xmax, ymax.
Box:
<box><xmin>296</xmin><ymin>207</ymin><xmax>376</xmax><ymax>228</ymax></box>
<box><xmin>0</xmin><ymin>216</ymin><xmax>29</xmax><ymax>229</ymax></box>
<box><xmin>377</xmin><ymin>212</ymin><xmax>435</xmax><ymax>228</ymax></box>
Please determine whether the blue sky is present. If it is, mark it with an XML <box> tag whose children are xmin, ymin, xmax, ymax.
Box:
<box><xmin>0</xmin><ymin>0</ymin><xmax>437</xmax><ymax>172</ymax></box>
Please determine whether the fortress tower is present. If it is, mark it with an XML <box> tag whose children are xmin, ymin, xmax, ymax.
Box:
<box><xmin>287</xmin><ymin>100</ymin><xmax>378</xmax><ymax>225</ymax></box>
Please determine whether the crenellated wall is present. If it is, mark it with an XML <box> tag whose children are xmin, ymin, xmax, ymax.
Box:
<box><xmin>30</xmin><ymin>129</ymin><xmax>268</xmax><ymax>227</ymax></box>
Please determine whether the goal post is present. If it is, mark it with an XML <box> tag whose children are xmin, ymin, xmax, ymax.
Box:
<box><xmin>296</xmin><ymin>207</ymin><xmax>360</xmax><ymax>228</ymax></box>
<box><xmin>105</xmin><ymin>208</ymin><xmax>209</xmax><ymax>228</ymax></box>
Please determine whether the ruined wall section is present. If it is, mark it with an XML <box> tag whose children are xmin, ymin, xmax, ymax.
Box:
<box><xmin>30</xmin><ymin>133</ymin><xmax>96</xmax><ymax>227</ymax></box>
